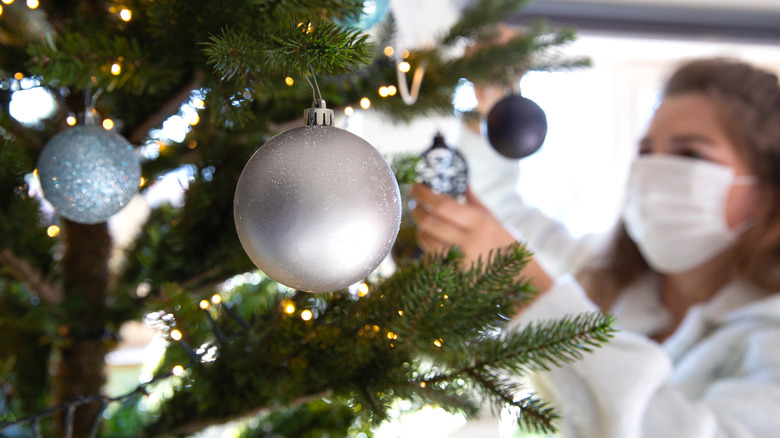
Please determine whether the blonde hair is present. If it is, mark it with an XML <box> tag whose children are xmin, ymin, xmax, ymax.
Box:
<box><xmin>580</xmin><ymin>58</ymin><xmax>780</xmax><ymax>310</ymax></box>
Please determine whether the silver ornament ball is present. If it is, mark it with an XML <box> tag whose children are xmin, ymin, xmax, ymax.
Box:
<box><xmin>234</xmin><ymin>124</ymin><xmax>402</xmax><ymax>292</ymax></box>
<box><xmin>37</xmin><ymin>125</ymin><xmax>141</xmax><ymax>224</ymax></box>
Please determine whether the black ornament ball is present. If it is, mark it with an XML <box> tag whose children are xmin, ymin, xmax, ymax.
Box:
<box><xmin>485</xmin><ymin>94</ymin><xmax>548</xmax><ymax>159</ymax></box>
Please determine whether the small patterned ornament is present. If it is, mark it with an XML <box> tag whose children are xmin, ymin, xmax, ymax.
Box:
<box><xmin>415</xmin><ymin>132</ymin><xmax>468</xmax><ymax>198</ymax></box>
<box><xmin>234</xmin><ymin>100</ymin><xmax>402</xmax><ymax>292</ymax></box>
<box><xmin>37</xmin><ymin>124</ymin><xmax>141</xmax><ymax>224</ymax></box>
<box><xmin>486</xmin><ymin>94</ymin><xmax>548</xmax><ymax>159</ymax></box>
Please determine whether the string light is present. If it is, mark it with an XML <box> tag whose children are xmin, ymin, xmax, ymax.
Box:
<box><xmin>283</xmin><ymin>301</ymin><xmax>295</xmax><ymax>314</ymax></box>
<box><xmin>378</xmin><ymin>86</ymin><xmax>389</xmax><ymax>97</ymax></box>
<box><xmin>383</xmin><ymin>46</ymin><xmax>395</xmax><ymax>57</ymax></box>
<box><xmin>285</xmin><ymin>76</ymin><xmax>294</xmax><ymax>86</ymax></box>
<box><xmin>211</xmin><ymin>294</ymin><xmax>221</xmax><ymax>305</ymax></box>
<box><xmin>13</xmin><ymin>72</ymin><xmax>23</xmax><ymax>80</ymax></box>
<box><xmin>360</xmin><ymin>97</ymin><xmax>371</xmax><ymax>109</ymax></box>
<box><xmin>420</xmin><ymin>382</ymin><xmax>426</xmax><ymax>388</ymax></box>
<box><xmin>110</xmin><ymin>63</ymin><xmax>121</xmax><ymax>75</ymax></box>
<box><xmin>189</xmin><ymin>113</ymin><xmax>199</xmax><ymax>125</ymax></box>
<box><xmin>300</xmin><ymin>309</ymin><xmax>313</xmax><ymax>321</ymax></box>
<box><xmin>26</xmin><ymin>0</ymin><xmax>38</xmax><ymax>9</ymax></box>
<box><xmin>397</xmin><ymin>310</ymin><xmax>404</xmax><ymax>316</ymax></box>
<box><xmin>119</xmin><ymin>8</ymin><xmax>132</xmax><ymax>21</ymax></box>
<box><xmin>102</xmin><ymin>119</ymin><xmax>114</xmax><ymax>130</ymax></box>
<box><xmin>402</xmin><ymin>50</ymin><xmax>410</xmax><ymax>59</ymax></box>
<box><xmin>66</xmin><ymin>115</ymin><xmax>77</xmax><ymax>126</ymax></box>
<box><xmin>0</xmin><ymin>5</ymin><xmax>3</xmax><ymax>16</ymax></box>
<box><xmin>387</xmin><ymin>85</ymin><xmax>397</xmax><ymax>96</ymax></box>
<box><xmin>188</xmin><ymin>140</ymin><xmax>198</xmax><ymax>149</ymax></box>
<box><xmin>433</xmin><ymin>339</ymin><xmax>443</xmax><ymax>348</ymax></box>
<box><xmin>192</xmin><ymin>98</ymin><xmax>205</xmax><ymax>109</ymax></box>
<box><xmin>171</xmin><ymin>365</ymin><xmax>184</xmax><ymax>377</ymax></box>
<box><xmin>0</xmin><ymin>0</ymin><xmax>10</xmax><ymax>5</ymax></box>
<box><xmin>357</xmin><ymin>283</ymin><xmax>369</xmax><ymax>297</ymax></box>
<box><xmin>344</xmin><ymin>106</ymin><xmax>354</xmax><ymax>116</ymax></box>
<box><xmin>372</xmin><ymin>325</ymin><xmax>380</xmax><ymax>333</ymax></box>
<box><xmin>170</xmin><ymin>329</ymin><xmax>183</xmax><ymax>341</ymax></box>
<box><xmin>398</xmin><ymin>62</ymin><xmax>411</xmax><ymax>73</ymax></box>
<box><xmin>46</xmin><ymin>225</ymin><xmax>60</xmax><ymax>237</ymax></box>
<box><xmin>199</xmin><ymin>300</ymin><xmax>210</xmax><ymax>310</ymax></box>
<box><xmin>386</xmin><ymin>331</ymin><xmax>398</xmax><ymax>340</ymax></box>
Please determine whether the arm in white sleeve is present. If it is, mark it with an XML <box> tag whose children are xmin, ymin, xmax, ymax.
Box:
<box><xmin>509</xmin><ymin>276</ymin><xmax>780</xmax><ymax>438</ymax></box>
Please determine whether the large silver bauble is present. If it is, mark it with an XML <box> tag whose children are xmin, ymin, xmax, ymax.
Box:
<box><xmin>234</xmin><ymin>124</ymin><xmax>402</xmax><ymax>292</ymax></box>
<box><xmin>37</xmin><ymin>125</ymin><xmax>141</xmax><ymax>224</ymax></box>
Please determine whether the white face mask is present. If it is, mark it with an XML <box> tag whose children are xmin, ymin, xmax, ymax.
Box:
<box><xmin>622</xmin><ymin>155</ymin><xmax>754</xmax><ymax>274</ymax></box>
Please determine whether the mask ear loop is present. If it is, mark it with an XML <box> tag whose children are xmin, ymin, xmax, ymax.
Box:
<box><xmin>730</xmin><ymin>174</ymin><xmax>759</xmax><ymax>234</ymax></box>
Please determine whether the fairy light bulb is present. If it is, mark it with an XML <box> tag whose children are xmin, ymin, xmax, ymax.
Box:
<box><xmin>360</xmin><ymin>97</ymin><xmax>371</xmax><ymax>109</ymax></box>
<box><xmin>66</xmin><ymin>115</ymin><xmax>77</xmax><ymax>126</ymax></box>
<box><xmin>170</xmin><ymin>329</ymin><xmax>182</xmax><ymax>341</ymax></box>
<box><xmin>211</xmin><ymin>294</ymin><xmax>221</xmax><ymax>304</ymax></box>
<box><xmin>383</xmin><ymin>46</ymin><xmax>395</xmax><ymax>57</ymax></box>
<box><xmin>300</xmin><ymin>309</ymin><xmax>313</xmax><ymax>321</ymax></box>
<box><xmin>102</xmin><ymin>119</ymin><xmax>114</xmax><ymax>130</ymax></box>
<box><xmin>111</xmin><ymin>63</ymin><xmax>121</xmax><ymax>75</ymax></box>
<box><xmin>344</xmin><ymin>106</ymin><xmax>354</xmax><ymax>116</ymax></box>
<box><xmin>398</xmin><ymin>62</ymin><xmax>411</xmax><ymax>73</ymax></box>
<box><xmin>285</xmin><ymin>76</ymin><xmax>294</xmax><ymax>86</ymax></box>
<box><xmin>199</xmin><ymin>300</ymin><xmax>210</xmax><ymax>310</ymax></box>
<box><xmin>119</xmin><ymin>8</ymin><xmax>132</xmax><ymax>21</ymax></box>
<box><xmin>46</xmin><ymin>225</ymin><xmax>60</xmax><ymax>237</ymax></box>
<box><xmin>172</xmin><ymin>365</ymin><xmax>184</xmax><ymax>376</ymax></box>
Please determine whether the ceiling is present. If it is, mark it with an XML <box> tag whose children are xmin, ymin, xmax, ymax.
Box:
<box><xmin>513</xmin><ymin>0</ymin><xmax>780</xmax><ymax>43</ymax></box>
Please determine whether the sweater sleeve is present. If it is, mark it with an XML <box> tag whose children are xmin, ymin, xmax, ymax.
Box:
<box><xmin>508</xmin><ymin>276</ymin><xmax>780</xmax><ymax>438</ymax></box>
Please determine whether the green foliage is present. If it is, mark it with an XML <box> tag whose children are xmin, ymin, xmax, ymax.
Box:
<box><xmin>239</xmin><ymin>399</ymin><xmax>371</xmax><ymax>438</ymax></box>
<box><xmin>138</xmin><ymin>244</ymin><xmax>614</xmax><ymax>437</ymax></box>
<box><xmin>205</xmin><ymin>20</ymin><xmax>373</xmax><ymax>79</ymax></box>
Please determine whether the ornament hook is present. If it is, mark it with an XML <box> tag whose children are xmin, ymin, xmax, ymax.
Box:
<box><xmin>396</xmin><ymin>57</ymin><xmax>428</xmax><ymax>106</ymax></box>
<box><xmin>83</xmin><ymin>87</ymin><xmax>104</xmax><ymax>126</ymax></box>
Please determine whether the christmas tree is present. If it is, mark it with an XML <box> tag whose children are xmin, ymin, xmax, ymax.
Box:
<box><xmin>0</xmin><ymin>1</ymin><xmax>612</xmax><ymax>437</ymax></box>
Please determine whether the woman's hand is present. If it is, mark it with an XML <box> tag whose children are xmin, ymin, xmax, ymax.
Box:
<box><xmin>410</xmin><ymin>183</ymin><xmax>553</xmax><ymax>292</ymax></box>
<box><xmin>410</xmin><ymin>184</ymin><xmax>518</xmax><ymax>266</ymax></box>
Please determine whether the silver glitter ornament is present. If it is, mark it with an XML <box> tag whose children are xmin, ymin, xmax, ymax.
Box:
<box><xmin>37</xmin><ymin>124</ymin><xmax>141</xmax><ymax>224</ymax></box>
<box><xmin>234</xmin><ymin>100</ymin><xmax>402</xmax><ymax>292</ymax></box>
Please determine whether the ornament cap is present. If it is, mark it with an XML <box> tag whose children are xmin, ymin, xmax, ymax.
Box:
<box><xmin>304</xmin><ymin>99</ymin><xmax>334</xmax><ymax>127</ymax></box>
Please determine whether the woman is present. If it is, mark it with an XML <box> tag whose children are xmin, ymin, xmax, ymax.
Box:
<box><xmin>411</xmin><ymin>58</ymin><xmax>780</xmax><ymax>437</ymax></box>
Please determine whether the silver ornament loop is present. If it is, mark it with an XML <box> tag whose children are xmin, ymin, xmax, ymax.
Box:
<box><xmin>304</xmin><ymin>99</ymin><xmax>334</xmax><ymax>126</ymax></box>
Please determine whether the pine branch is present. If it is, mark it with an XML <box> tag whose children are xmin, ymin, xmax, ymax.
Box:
<box><xmin>128</xmin><ymin>71</ymin><xmax>204</xmax><ymax>143</ymax></box>
<box><xmin>440</xmin><ymin>0</ymin><xmax>534</xmax><ymax>46</ymax></box>
<box><xmin>204</xmin><ymin>20</ymin><xmax>372</xmax><ymax>80</ymax></box>
<box><xmin>0</xmin><ymin>248</ymin><xmax>62</xmax><ymax>305</ymax></box>
<box><xmin>466</xmin><ymin>368</ymin><xmax>558</xmax><ymax>433</ymax></box>
<box><xmin>435</xmin><ymin>312</ymin><xmax>616</xmax><ymax>378</ymax></box>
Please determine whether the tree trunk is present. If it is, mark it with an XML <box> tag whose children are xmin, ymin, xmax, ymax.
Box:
<box><xmin>54</xmin><ymin>219</ymin><xmax>111</xmax><ymax>437</ymax></box>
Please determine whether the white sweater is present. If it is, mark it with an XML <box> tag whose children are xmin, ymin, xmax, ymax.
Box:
<box><xmin>511</xmin><ymin>274</ymin><xmax>780</xmax><ymax>438</ymax></box>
